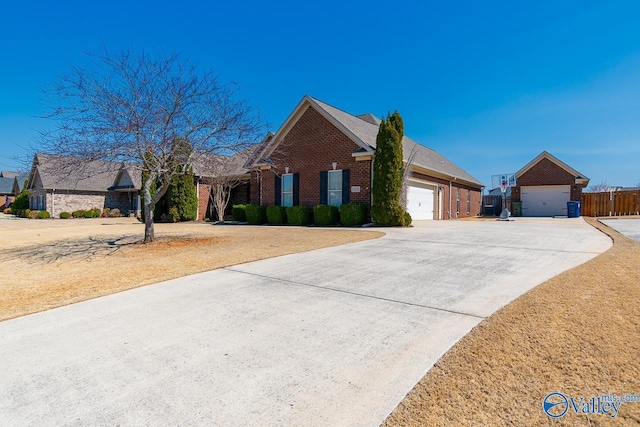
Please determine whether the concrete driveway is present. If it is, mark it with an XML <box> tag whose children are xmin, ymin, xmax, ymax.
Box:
<box><xmin>0</xmin><ymin>218</ymin><xmax>610</xmax><ymax>426</ymax></box>
<box><xmin>600</xmin><ymin>218</ymin><xmax>640</xmax><ymax>242</ymax></box>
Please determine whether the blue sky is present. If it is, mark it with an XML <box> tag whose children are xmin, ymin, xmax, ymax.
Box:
<box><xmin>1</xmin><ymin>1</ymin><xmax>639</xmax><ymax>187</ymax></box>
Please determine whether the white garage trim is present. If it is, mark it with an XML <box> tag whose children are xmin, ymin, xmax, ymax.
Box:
<box><xmin>406</xmin><ymin>179</ymin><xmax>438</xmax><ymax>220</ymax></box>
<box><xmin>521</xmin><ymin>185</ymin><xmax>571</xmax><ymax>217</ymax></box>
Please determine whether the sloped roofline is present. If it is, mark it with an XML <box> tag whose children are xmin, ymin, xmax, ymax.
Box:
<box><xmin>249</xmin><ymin>96</ymin><xmax>374</xmax><ymax>166</ymax></box>
<box><xmin>516</xmin><ymin>151</ymin><xmax>590</xmax><ymax>185</ymax></box>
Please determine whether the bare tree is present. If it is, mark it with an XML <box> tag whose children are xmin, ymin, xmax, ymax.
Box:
<box><xmin>589</xmin><ymin>179</ymin><xmax>610</xmax><ymax>193</ymax></box>
<box><xmin>41</xmin><ymin>49</ymin><xmax>261</xmax><ymax>242</ymax></box>
<box><xmin>196</xmin><ymin>150</ymin><xmax>253</xmax><ymax>222</ymax></box>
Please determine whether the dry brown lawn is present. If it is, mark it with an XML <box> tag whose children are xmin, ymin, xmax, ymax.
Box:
<box><xmin>384</xmin><ymin>217</ymin><xmax>640</xmax><ymax>426</ymax></box>
<box><xmin>0</xmin><ymin>215</ymin><xmax>382</xmax><ymax>321</ymax></box>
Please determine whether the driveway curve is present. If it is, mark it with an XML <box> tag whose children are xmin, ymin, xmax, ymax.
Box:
<box><xmin>0</xmin><ymin>218</ymin><xmax>610</xmax><ymax>426</ymax></box>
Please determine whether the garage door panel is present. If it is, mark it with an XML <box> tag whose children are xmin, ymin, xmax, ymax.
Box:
<box><xmin>521</xmin><ymin>185</ymin><xmax>570</xmax><ymax>217</ymax></box>
<box><xmin>407</xmin><ymin>185</ymin><xmax>434</xmax><ymax>220</ymax></box>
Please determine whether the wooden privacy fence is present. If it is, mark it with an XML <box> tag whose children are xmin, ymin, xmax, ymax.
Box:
<box><xmin>582</xmin><ymin>190</ymin><xmax>640</xmax><ymax>217</ymax></box>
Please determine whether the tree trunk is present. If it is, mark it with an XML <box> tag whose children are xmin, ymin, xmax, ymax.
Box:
<box><xmin>143</xmin><ymin>202</ymin><xmax>155</xmax><ymax>243</ymax></box>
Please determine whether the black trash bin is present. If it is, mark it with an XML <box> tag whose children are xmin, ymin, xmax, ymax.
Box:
<box><xmin>567</xmin><ymin>201</ymin><xmax>581</xmax><ymax>218</ymax></box>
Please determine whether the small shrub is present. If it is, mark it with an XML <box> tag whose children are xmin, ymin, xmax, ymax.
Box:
<box><xmin>232</xmin><ymin>204</ymin><xmax>247</xmax><ymax>222</ymax></box>
<box><xmin>313</xmin><ymin>204</ymin><xmax>339</xmax><ymax>226</ymax></box>
<box><xmin>266</xmin><ymin>206</ymin><xmax>287</xmax><ymax>225</ymax></box>
<box><xmin>23</xmin><ymin>209</ymin><xmax>31</xmax><ymax>218</ymax></box>
<box><xmin>59</xmin><ymin>211</ymin><xmax>70</xmax><ymax>219</ymax></box>
<box><xmin>3</xmin><ymin>207</ymin><xmax>11</xmax><ymax>214</ymax></box>
<box><xmin>108</xmin><ymin>208</ymin><xmax>122</xmax><ymax>217</ymax></box>
<box><xmin>11</xmin><ymin>191</ymin><xmax>29</xmax><ymax>210</ymax></box>
<box><xmin>245</xmin><ymin>204</ymin><xmax>267</xmax><ymax>225</ymax></box>
<box><xmin>102</xmin><ymin>208</ymin><xmax>110</xmax><ymax>218</ymax></box>
<box><xmin>339</xmin><ymin>203</ymin><xmax>367</xmax><ymax>226</ymax></box>
<box><xmin>167</xmin><ymin>207</ymin><xmax>180</xmax><ymax>223</ymax></box>
<box><xmin>403</xmin><ymin>212</ymin><xmax>412</xmax><ymax>226</ymax></box>
<box><xmin>72</xmin><ymin>210</ymin><xmax>86</xmax><ymax>218</ymax></box>
<box><xmin>29</xmin><ymin>210</ymin><xmax>39</xmax><ymax>219</ymax></box>
<box><xmin>286</xmin><ymin>206</ymin><xmax>313</xmax><ymax>226</ymax></box>
<box><xmin>83</xmin><ymin>210</ymin><xmax>94</xmax><ymax>218</ymax></box>
<box><xmin>37</xmin><ymin>210</ymin><xmax>50</xmax><ymax>219</ymax></box>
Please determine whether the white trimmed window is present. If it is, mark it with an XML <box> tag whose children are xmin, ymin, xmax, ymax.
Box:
<box><xmin>328</xmin><ymin>170</ymin><xmax>342</xmax><ymax>207</ymax></box>
<box><xmin>282</xmin><ymin>173</ymin><xmax>293</xmax><ymax>207</ymax></box>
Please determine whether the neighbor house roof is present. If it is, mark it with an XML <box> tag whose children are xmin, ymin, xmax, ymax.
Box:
<box><xmin>516</xmin><ymin>151</ymin><xmax>590</xmax><ymax>186</ymax></box>
<box><xmin>250</xmin><ymin>95</ymin><xmax>484</xmax><ymax>188</ymax></box>
<box><xmin>0</xmin><ymin>171</ymin><xmax>20</xmax><ymax>179</ymax></box>
<box><xmin>193</xmin><ymin>148</ymin><xmax>255</xmax><ymax>179</ymax></box>
<box><xmin>28</xmin><ymin>154</ymin><xmax>141</xmax><ymax>192</ymax></box>
<box><xmin>0</xmin><ymin>177</ymin><xmax>14</xmax><ymax>195</ymax></box>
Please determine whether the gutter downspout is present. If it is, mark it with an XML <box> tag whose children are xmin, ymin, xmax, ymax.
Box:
<box><xmin>51</xmin><ymin>189</ymin><xmax>55</xmax><ymax>218</ymax></box>
<box><xmin>448</xmin><ymin>180</ymin><xmax>452</xmax><ymax>219</ymax></box>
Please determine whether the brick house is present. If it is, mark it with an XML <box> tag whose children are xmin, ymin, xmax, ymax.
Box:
<box><xmin>245</xmin><ymin>96</ymin><xmax>484</xmax><ymax>220</ymax></box>
<box><xmin>512</xmin><ymin>151</ymin><xmax>589</xmax><ymax>216</ymax></box>
<box><xmin>27</xmin><ymin>154</ymin><xmax>141</xmax><ymax>217</ymax></box>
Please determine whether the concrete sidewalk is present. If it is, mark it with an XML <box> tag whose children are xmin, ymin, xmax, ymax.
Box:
<box><xmin>600</xmin><ymin>218</ymin><xmax>640</xmax><ymax>242</ymax></box>
<box><xmin>0</xmin><ymin>218</ymin><xmax>610</xmax><ymax>426</ymax></box>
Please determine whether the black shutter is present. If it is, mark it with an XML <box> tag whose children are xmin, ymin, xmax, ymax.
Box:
<box><xmin>320</xmin><ymin>171</ymin><xmax>328</xmax><ymax>205</ymax></box>
<box><xmin>293</xmin><ymin>173</ymin><xmax>300</xmax><ymax>206</ymax></box>
<box><xmin>275</xmin><ymin>174</ymin><xmax>281</xmax><ymax>206</ymax></box>
<box><xmin>342</xmin><ymin>169</ymin><xmax>350</xmax><ymax>204</ymax></box>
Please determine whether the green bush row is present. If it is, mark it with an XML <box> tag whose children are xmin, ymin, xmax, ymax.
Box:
<box><xmin>12</xmin><ymin>209</ymin><xmax>51</xmax><ymax>219</ymax></box>
<box><xmin>240</xmin><ymin>203</ymin><xmax>368</xmax><ymax>226</ymax></box>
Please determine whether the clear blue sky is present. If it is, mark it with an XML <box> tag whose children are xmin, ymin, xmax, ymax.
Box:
<box><xmin>1</xmin><ymin>1</ymin><xmax>639</xmax><ymax>187</ymax></box>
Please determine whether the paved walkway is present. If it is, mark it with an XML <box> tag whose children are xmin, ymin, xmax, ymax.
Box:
<box><xmin>0</xmin><ymin>218</ymin><xmax>611</xmax><ymax>426</ymax></box>
<box><xmin>600</xmin><ymin>218</ymin><xmax>640</xmax><ymax>242</ymax></box>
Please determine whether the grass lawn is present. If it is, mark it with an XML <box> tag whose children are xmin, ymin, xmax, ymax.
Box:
<box><xmin>0</xmin><ymin>216</ymin><xmax>382</xmax><ymax>321</ymax></box>
<box><xmin>383</xmin><ymin>217</ymin><xmax>640</xmax><ymax>426</ymax></box>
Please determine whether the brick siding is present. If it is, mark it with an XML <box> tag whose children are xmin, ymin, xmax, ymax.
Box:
<box><xmin>410</xmin><ymin>171</ymin><xmax>482</xmax><ymax>219</ymax></box>
<box><xmin>512</xmin><ymin>158</ymin><xmax>585</xmax><ymax>202</ymax></box>
<box><xmin>252</xmin><ymin>106</ymin><xmax>372</xmax><ymax>207</ymax></box>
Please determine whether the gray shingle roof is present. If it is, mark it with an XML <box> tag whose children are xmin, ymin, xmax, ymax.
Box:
<box><xmin>14</xmin><ymin>174</ymin><xmax>29</xmax><ymax>192</ymax></box>
<box><xmin>0</xmin><ymin>177</ymin><xmax>14</xmax><ymax>194</ymax></box>
<box><xmin>308</xmin><ymin>97</ymin><xmax>483</xmax><ymax>187</ymax></box>
<box><xmin>31</xmin><ymin>154</ymin><xmax>130</xmax><ymax>192</ymax></box>
<box><xmin>0</xmin><ymin>171</ymin><xmax>20</xmax><ymax>179</ymax></box>
<box><xmin>193</xmin><ymin>149</ymin><xmax>255</xmax><ymax>179</ymax></box>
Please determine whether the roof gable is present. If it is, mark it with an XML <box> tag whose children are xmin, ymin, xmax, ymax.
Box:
<box><xmin>516</xmin><ymin>151</ymin><xmax>589</xmax><ymax>185</ymax></box>
<box><xmin>250</xmin><ymin>96</ymin><xmax>483</xmax><ymax>187</ymax></box>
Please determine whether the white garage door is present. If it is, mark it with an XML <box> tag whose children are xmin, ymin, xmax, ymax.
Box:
<box><xmin>521</xmin><ymin>185</ymin><xmax>571</xmax><ymax>217</ymax></box>
<box><xmin>407</xmin><ymin>185</ymin><xmax>435</xmax><ymax>220</ymax></box>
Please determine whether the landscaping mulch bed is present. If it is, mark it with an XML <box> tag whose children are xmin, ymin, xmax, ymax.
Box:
<box><xmin>383</xmin><ymin>217</ymin><xmax>640</xmax><ymax>426</ymax></box>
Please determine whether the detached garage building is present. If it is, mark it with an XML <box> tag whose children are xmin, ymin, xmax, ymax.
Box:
<box><xmin>512</xmin><ymin>151</ymin><xmax>589</xmax><ymax>217</ymax></box>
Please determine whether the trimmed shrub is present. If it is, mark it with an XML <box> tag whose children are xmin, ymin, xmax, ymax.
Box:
<box><xmin>108</xmin><ymin>208</ymin><xmax>122</xmax><ymax>217</ymax></box>
<box><xmin>245</xmin><ymin>204</ymin><xmax>267</xmax><ymax>225</ymax></box>
<box><xmin>102</xmin><ymin>208</ymin><xmax>110</xmax><ymax>218</ymax></box>
<box><xmin>72</xmin><ymin>209</ymin><xmax>86</xmax><ymax>218</ymax></box>
<box><xmin>403</xmin><ymin>212</ymin><xmax>412</xmax><ymax>226</ymax></box>
<box><xmin>286</xmin><ymin>206</ymin><xmax>313</xmax><ymax>226</ymax></box>
<box><xmin>340</xmin><ymin>203</ymin><xmax>367</xmax><ymax>226</ymax></box>
<box><xmin>313</xmin><ymin>204</ymin><xmax>339</xmax><ymax>226</ymax></box>
<box><xmin>29</xmin><ymin>210</ymin><xmax>39</xmax><ymax>219</ymax></box>
<box><xmin>232</xmin><ymin>204</ymin><xmax>247</xmax><ymax>222</ymax></box>
<box><xmin>23</xmin><ymin>209</ymin><xmax>31</xmax><ymax>218</ymax></box>
<box><xmin>37</xmin><ymin>210</ymin><xmax>50</xmax><ymax>219</ymax></box>
<box><xmin>12</xmin><ymin>191</ymin><xmax>29</xmax><ymax>210</ymax></box>
<box><xmin>59</xmin><ymin>211</ymin><xmax>70</xmax><ymax>219</ymax></box>
<box><xmin>83</xmin><ymin>210</ymin><xmax>94</xmax><ymax>218</ymax></box>
<box><xmin>266</xmin><ymin>206</ymin><xmax>287</xmax><ymax>225</ymax></box>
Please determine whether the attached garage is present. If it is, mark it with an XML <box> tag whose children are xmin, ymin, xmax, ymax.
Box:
<box><xmin>521</xmin><ymin>185</ymin><xmax>570</xmax><ymax>217</ymax></box>
<box><xmin>406</xmin><ymin>183</ymin><xmax>435</xmax><ymax>220</ymax></box>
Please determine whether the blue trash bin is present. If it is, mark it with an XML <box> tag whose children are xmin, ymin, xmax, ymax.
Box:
<box><xmin>567</xmin><ymin>201</ymin><xmax>581</xmax><ymax>218</ymax></box>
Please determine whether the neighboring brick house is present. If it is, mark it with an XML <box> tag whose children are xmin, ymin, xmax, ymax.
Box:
<box><xmin>27</xmin><ymin>154</ymin><xmax>141</xmax><ymax>217</ymax></box>
<box><xmin>512</xmin><ymin>151</ymin><xmax>589</xmax><ymax>217</ymax></box>
<box><xmin>246</xmin><ymin>96</ymin><xmax>484</xmax><ymax>220</ymax></box>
